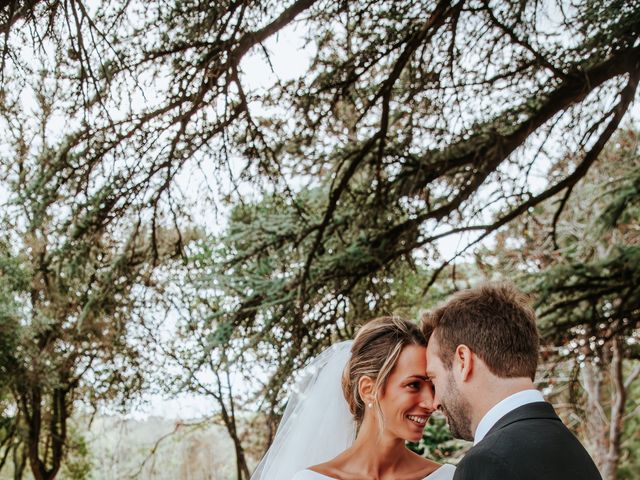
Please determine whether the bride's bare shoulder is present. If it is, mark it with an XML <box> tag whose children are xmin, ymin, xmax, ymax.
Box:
<box><xmin>305</xmin><ymin>461</ymin><xmax>342</xmax><ymax>479</ymax></box>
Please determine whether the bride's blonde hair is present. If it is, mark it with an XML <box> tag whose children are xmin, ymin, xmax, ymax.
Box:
<box><xmin>341</xmin><ymin>316</ymin><xmax>427</xmax><ymax>427</ymax></box>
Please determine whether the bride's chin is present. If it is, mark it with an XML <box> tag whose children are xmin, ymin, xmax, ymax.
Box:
<box><xmin>403</xmin><ymin>420</ymin><xmax>427</xmax><ymax>441</ymax></box>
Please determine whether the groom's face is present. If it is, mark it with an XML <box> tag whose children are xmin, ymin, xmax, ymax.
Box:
<box><xmin>426</xmin><ymin>334</ymin><xmax>474</xmax><ymax>441</ymax></box>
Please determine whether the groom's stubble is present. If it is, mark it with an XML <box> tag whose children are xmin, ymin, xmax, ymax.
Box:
<box><xmin>440</xmin><ymin>372</ymin><xmax>474</xmax><ymax>442</ymax></box>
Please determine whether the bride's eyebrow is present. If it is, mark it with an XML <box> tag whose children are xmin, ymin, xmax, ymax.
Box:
<box><xmin>406</xmin><ymin>375</ymin><xmax>428</xmax><ymax>381</ymax></box>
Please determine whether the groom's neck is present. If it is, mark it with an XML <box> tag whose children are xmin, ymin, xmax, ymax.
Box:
<box><xmin>468</xmin><ymin>376</ymin><xmax>537</xmax><ymax>436</ymax></box>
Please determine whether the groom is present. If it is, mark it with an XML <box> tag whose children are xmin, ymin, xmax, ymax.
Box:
<box><xmin>422</xmin><ymin>282</ymin><xmax>602</xmax><ymax>480</ymax></box>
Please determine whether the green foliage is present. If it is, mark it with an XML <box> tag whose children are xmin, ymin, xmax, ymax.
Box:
<box><xmin>531</xmin><ymin>131</ymin><xmax>639</xmax><ymax>343</ymax></box>
<box><xmin>479</xmin><ymin>128</ymin><xmax>640</xmax><ymax>340</ymax></box>
<box><xmin>533</xmin><ymin>244</ymin><xmax>640</xmax><ymax>337</ymax></box>
<box><xmin>407</xmin><ymin>415</ymin><xmax>466</xmax><ymax>463</ymax></box>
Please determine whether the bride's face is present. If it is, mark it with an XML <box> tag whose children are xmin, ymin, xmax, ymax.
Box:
<box><xmin>377</xmin><ymin>344</ymin><xmax>434</xmax><ymax>442</ymax></box>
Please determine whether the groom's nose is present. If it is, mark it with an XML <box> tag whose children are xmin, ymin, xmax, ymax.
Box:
<box><xmin>419</xmin><ymin>395</ymin><xmax>435</xmax><ymax>413</ymax></box>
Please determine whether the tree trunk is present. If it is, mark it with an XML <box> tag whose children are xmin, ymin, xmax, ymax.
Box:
<box><xmin>12</xmin><ymin>440</ymin><xmax>26</xmax><ymax>480</ymax></box>
<box><xmin>580</xmin><ymin>339</ymin><xmax>626</xmax><ymax>480</ymax></box>
<box><xmin>231</xmin><ymin>434</ymin><xmax>251</xmax><ymax>480</ymax></box>
<box><xmin>601</xmin><ymin>339</ymin><xmax>624</xmax><ymax>480</ymax></box>
<box><xmin>212</xmin><ymin>368</ymin><xmax>251</xmax><ymax>480</ymax></box>
<box><xmin>581</xmin><ymin>357</ymin><xmax>608</xmax><ymax>470</ymax></box>
<box><xmin>18</xmin><ymin>385</ymin><xmax>67</xmax><ymax>480</ymax></box>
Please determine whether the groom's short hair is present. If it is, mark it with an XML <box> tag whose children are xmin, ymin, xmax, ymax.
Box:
<box><xmin>422</xmin><ymin>281</ymin><xmax>539</xmax><ymax>380</ymax></box>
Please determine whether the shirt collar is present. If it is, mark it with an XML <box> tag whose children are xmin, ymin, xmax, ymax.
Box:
<box><xmin>473</xmin><ymin>389</ymin><xmax>544</xmax><ymax>445</ymax></box>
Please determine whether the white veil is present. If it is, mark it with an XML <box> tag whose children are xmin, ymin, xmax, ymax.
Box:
<box><xmin>251</xmin><ymin>341</ymin><xmax>357</xmax><ymax>479</ymax></box>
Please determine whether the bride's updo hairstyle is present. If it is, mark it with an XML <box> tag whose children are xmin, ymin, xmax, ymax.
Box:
<box><xmin>341</xmin><ymin>316</ymin><xmax>426</xmax><ymax>427</ymax></box>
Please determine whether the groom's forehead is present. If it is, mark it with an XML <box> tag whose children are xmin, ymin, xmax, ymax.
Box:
<box><xmin>426</xmin><ymin>331</ymin><xmax>441</xmax><ymax>353</ymax></box>
<box><xmin>425</xmin><ymin>335</ymin><xmax>443</xmax><ymax>372</ymax></box>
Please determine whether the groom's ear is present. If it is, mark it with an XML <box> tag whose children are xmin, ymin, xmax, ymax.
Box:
<box><xmin>358</xmin><ymin>375</ymin><xmax>375</xmax><ymax>403</ymax></box>
<box><xmin>454</xmin><ymin>344</ymin><xmax>473</xmax><ymax>382</ymax></box>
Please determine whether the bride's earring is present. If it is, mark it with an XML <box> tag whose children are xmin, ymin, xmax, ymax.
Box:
<box><xmin>368</xmin><ymin>402</ymin><xmax>373</xmax><ymax>408</ymax></box>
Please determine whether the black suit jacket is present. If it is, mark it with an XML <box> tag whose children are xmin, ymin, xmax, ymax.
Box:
<box><xmin>453</xmin><ymin>402</ymin><xmax>602</xmax><ymax>480</ymax></box>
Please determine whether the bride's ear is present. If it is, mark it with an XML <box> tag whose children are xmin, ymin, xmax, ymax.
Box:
<box><xmin>357</xmin><ymin>375</ymin><xmax>375</xmax><ymax>405</ymax></box>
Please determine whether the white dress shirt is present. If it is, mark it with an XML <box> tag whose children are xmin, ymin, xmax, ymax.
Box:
<box><xmin>473</xmin><ymin>389</ymin><xmax>545</xmax><ymax>445</ymax></box>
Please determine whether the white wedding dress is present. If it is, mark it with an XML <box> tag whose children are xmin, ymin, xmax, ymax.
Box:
<box><xmin>292</xmin><ymin>464</ymin><xmax>457</xmax><ymax>479</ymax></box>
<box><xmin>251</xmin><ymin>342</ymin><xmax>456</xmax><ymax>480</ymax></box>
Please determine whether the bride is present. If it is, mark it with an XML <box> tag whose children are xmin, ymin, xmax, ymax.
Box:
<box><xmin>251</xmin><ymin>316</ymin><xmax>456</xmax><ymax>480</ymax></box>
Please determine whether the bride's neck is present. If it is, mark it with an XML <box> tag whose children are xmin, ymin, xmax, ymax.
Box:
<box><xmin>343</xmin><ymin>417</ymin><xmax>408</xmax><ymax>475</ymax></box>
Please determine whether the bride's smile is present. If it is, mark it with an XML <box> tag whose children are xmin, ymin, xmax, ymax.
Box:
<box><xmin>407</xmin><ymin>415</ymin><xmax>428</xmax><ymax>425</ymax></box>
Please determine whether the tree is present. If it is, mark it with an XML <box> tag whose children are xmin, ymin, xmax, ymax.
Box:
<box><xmin>0</xmin><ymin>0</ymin><xmax>638</xmax><ymax>476</ymax></box>
<box><xmin>479</xmin><ymin>128</ymin><xmax>640</xmax><ymax>478</ymax></box>
<box><xmin>0</xmin><ymin>70</ymin><xmax>192</xmax><ymax>479</ymax></box>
